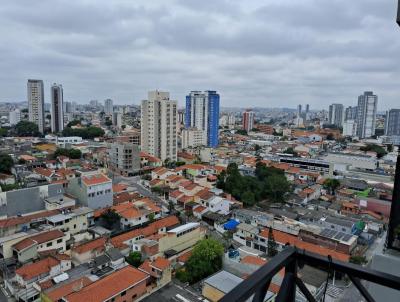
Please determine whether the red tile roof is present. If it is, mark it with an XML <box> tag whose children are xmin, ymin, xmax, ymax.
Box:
<box><xmin>258</xmin><ymin>229</ymin><xmax>349</xmax><ymax>262</ymax></box>
<box><xmin>13</xmin><ymin>230</ymin><xmax>64</xmax><ymax>251</ymax></box>
<box><xmin>72</xmin><ymin>237</ymin><xmax>106</xmax><ymax>254</ymax></box>
<box><xmin>0</xmin><ymin>209</ymin><xmax>60</xmax><ymax>229</ymax></box>
<box><xmin>111</xmin><ymin>216</ymin><xmax>179</xmax><ymax>247</ymax></box>
<box><xmin>65</xmin><ymin>266</ymin><xmax>149</xmax><ymax>302</ymax></box>
<box><xmin>16</xmin><ymin>257</ymin><xmax>60</xmax><ymax>281</ymax></box>
<box><xmin>81</xmin><ymin>174</ymin><xmax>111</xmax><ymax>186</ymax></box>
<box><xmin>46</xmin><ymin>277</ymin><xmax>93</xmax><ymax>301</ymax></box>
<box><xmin>241</xmin><ymin>255</ymin><xmax>267</xmax><ymax>266</ymax></box>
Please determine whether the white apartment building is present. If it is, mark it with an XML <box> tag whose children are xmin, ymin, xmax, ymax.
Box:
<box><xmin>141</xmin><ymin>90</ymin><xmax>177</xmax><ymax>161</ymax></box>
<box><xmin>9</xmin><ymin>109</ymin><xmax>21</xmax><ymax>126</ymax></box>
<box><xmin>51</xmin><ymin>83</ymin><xmax>64</xmax><ymax>133</ymax></box>
<box><xmin>27</xmin><ymin>79</ymin><xmax>45</xmax><ymax>133</ymax></box>
<box><xmin>343</xmin><ymin>120</ymin><xmax>357</xmax><ymax>137</ymax></box>
<box><xmin>104</xmin><ymin>98</ymin><xmax>113</xmax><ymax>114</ymax></box>
<box><xmin>181</xmin><ymin>128</ymin><xmax>206</xmax><ymax>149</ymax></box>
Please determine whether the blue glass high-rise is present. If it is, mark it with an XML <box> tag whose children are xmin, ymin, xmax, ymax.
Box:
<box><xmin>185</xmin><ymin>90</ymin><xmax>220</xmax><ymax>148</ymax></box>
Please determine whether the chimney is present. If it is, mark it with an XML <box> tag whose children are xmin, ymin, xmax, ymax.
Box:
<box><xmin>386</xmin><ymin>147</ymin><xmax>400</xmax><ymax>251</ymax></box>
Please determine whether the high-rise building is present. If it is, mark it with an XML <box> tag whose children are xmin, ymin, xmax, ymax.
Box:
<box><xmin>242</xmin><ymin>110</ymin><xmax>255</xmax><ymax>132</ymax></box>
<box><xmin>104</xmin><ymin>99</ymin><xmax>113</xmax><ymax>114</ymax></box>
<box><xmin>297</xmin><ymin>104</ymin><xmax>302</xmax><ymax>117</ymax></box>
<box><xmin>185</xmin><ymin>91</ymin><xmax>220</xmax><ymax>148</ymax></box>
<box><xmin>356</xmin><ymin>91</ymin><xmax>378</xmax><ymax>138</ymax></box>
<box><xmin>9</xmin><ymin>109</ymin><xmax>21</xmax><ymax>126</ymax></box>
<box><xmin>27</xmin><ymin>79</ymin><xmax>45</xmax><ymax>133</ymax></box>
<box><xmin>141</xmin><ymin>90</ymin><xmax>177</xmax><ymax>161</ymax></box>
<box><xmin>343</xmin><ymin>120</ymin><xmax>357</xmax><ymax>137</ymax></box>
<box><xmin>328</xmin><ymin>103</ymin><xmax>344</xmax><ymax>127</ymax></box>
<box><xmin>385</xmin><ymin>109</ymin><xmax>400</xmax><ymax>136</ymax></box>
<box><xmin>51</xmin><ymin>83</ymin><xmax>64</xmax><ymax>133</ymax></box>
<box><xmin>345</xmin><ymin>106</ymin><xmax>358</xmax><ymax>121</ymax></box>
<box><xmin>305</xmin><ymin>104</ymin><xmax>310</xmax><ymax>114</ymax></box>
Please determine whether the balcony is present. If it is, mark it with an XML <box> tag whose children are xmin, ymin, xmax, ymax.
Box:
<box><xmin>220</xmin><ymin>246</ymin><xmax>400</xmax><ymax>302</ymax></box>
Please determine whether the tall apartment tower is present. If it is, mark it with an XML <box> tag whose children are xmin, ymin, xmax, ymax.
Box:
<box><xmin>27</xmin><ymin>79</ymin><xmax>45</xmax><ymax>133</ymax></box>
<box><xmin>104</xmin><ymin>99</ymin><xmax>113</xmax><ymax>114</ymax></box>
<box><xmin>51</xmin><ymin>83</ymin><xmax>64</xmax><ymax>133</ymax></box>
<box><xmin>141</xmin><ymin>90</ymin><xmax>177</xmax><ymax>161</ymax></box>
<box><xmin>185</xmin><ymin>90</ymin><xmax>220</xmax><ymax>148</ymax></box>
<box><xmin>385</xmin><ymin>109</ymin><xmax>400</xmax><ymax>136</ymax></box>
<box><xmin>345</xmin><ymin>106</ymin><xmax>358</xmax><ymax>121</ymax></box>
<box><xmin>356</xmin><ymin>91</ymin><xmax>378</xmax><ymax>138</ymax></box>
<box><xmin>242</xmin><ymin>110</ymin><xmax>255</xmax><ymax>133</ymax></box>
<box><xmin>297</xmin><ymin>104</ymin><xmax>302</xmax><ymax>117</ymax></box>
<box><xmin>328</xmin><ymin>103</ymin><xmax>344</xmax><ymax>127</ymax></box>
<box><xmin>9</xmin><ymin>109</ymin><xmax>21</xmax><ymax>126</ymax></box>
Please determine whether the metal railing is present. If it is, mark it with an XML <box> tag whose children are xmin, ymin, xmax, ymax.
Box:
<box><xmin>219</xmin><ymin>247</ymin><xmax>400</xmax><ymax>302</ymax></box>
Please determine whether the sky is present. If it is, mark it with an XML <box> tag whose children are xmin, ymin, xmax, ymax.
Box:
<box><xmin>0</xmin><ymin>0</ymin><xmax>399</xmax><ymax>109</ymax></box>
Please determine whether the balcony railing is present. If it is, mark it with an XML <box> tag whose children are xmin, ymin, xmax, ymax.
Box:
<box><xmin>220</xmin><ymin>246</ymin><xmax>400</xmax><ymax>302</ymax></box>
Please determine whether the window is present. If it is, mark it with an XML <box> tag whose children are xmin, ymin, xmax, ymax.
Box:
<box><xmin>47</xmin><ymin>242</ymin><xmax>53</xmax><ymax>247</ymax></box>
<box><xmin>74</xmin><ymin>224</ymin><xmax>77</xmax><ymax>229</ymax></box>
<box><xmin>57</xmin><ymin>239</ymin><xmax>62</xmax><ymax>244</ymax></box>
<box><xmin>121</xmin><ymin>291</ymin><xmax>126</xmax><ymax>297</ymax></box>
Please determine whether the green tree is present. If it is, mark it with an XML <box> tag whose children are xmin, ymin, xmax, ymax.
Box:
<box><xmin>236</xmin><ymin>129</ymin><xmax>248</xmax><ymax>135</ymax></box>
<box><xmin>148</xmin><ymin>213</ymin><xmax>155</xmax><ymax>222</ymax></box>
<box><xmin>0</xmin><ymin>183</ymin><xmax>20</xmax><ymax>192</ymax></box>
<box><xmin>283</xmin><ymin>147</ymin><xmax>298</xmax><ymax>157</ymax></box>
<box><xmin>0</xmin><ymin>154</ymin><xmax>14</xmax><ymax>174</ymax></box>
<box><xmin>387</xmin><ymin>144</ymin><xmax>393</xmax><ymax>152</ymax></box>
<box><xmin>360</xmin><ymin>144</ymin><xmax>387</xmax><ymax>158</ymax></box>
<box><xmin>263</xmin><ymin>174</ymin><xmax>291</xmax><ymax>202</ymax></box>
<box><xmin>100</xmin><ymin>209</ymin><xmax>120</xmax><ymax>229</ymax></box>
<box><xmin>241</xmin><ymin>191</ymin><xmax>256</xmax><ymax>206</ymax></box>
<box><xmin>267</xmin><ymin>227</ymin><xmax>278</xmax><ymax>257</ymax></box>
<box><xmin>0</xmin><ymin>128</ymin><xmax>8</xmax><ymax>137</ymax></box>
<box><xmin>15</xmin><ymin>121</ymin><xmax>40</xmax><ymax>137</ymax></box>
<box><xmin>349</xmin><ymin>255</ymin><xmax>367</xmax><ymax>265</ymax></box>
<box><xmin>126</xmin><ymin>251</ymin><xmax>142</xmax><ymax>267</ymax></box>
<box><xmin>323</xmin><ymin>178</ymin><xmax>341</xmax><ymax>195</ymax></box>
<box><xmin>62</xmin><ymin>126</ymin><xmax>104</xmax><ymax>139</ymax></box>
<box><xmin>54</xmin><ymin>148</ymin><xmax>82</xmax><ymax>159</ymax></box>
<box><xmin>185</xmin><ymin>238</ymin><xmax>224</xmax><ymax>284</ymax></box>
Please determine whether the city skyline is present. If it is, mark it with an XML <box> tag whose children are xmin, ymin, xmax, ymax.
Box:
<box><xmin>0</xmin><ymin>1</ymin><xmax>399</xmax><ymax>109</ymax></box>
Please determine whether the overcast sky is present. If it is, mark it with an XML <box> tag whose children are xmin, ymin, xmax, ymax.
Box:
<box><xmin>0</xmin><ymin>0</ymin><xmax>399</xmax><ymax>109</ymax></box>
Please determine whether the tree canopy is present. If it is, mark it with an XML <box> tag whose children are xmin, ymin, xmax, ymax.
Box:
<box><xmin>360</xmin><ymin>144</ymin><xmax>387</xmax><ymax>158</ymax></box>
<box><xmin>178</xmin><ymin>238</ymin><xmax>224</xmax><ymax>284</ymax></box>
<box><xmin>236</xmin><ymin>129</ymin><xmax>248</xmax><ymax>135</ymax></box>
<box><xmin>100</xmin><ymin>209</ymin><xmax>120</xmax><ymax>229</ymax></box>
<box><xmin>62</xmin><ymin>126</ymin><xmax>105</xmax><ymax>139</ymax></box>
<box><xmin>217</xmin><ymin>162</ymin><xmax>291</xmax><ymax>206</ymax></box>
<box><xmin>323</xmin><ymin>178</ymin><xmax>341</xmax><ymax>195</ymax></box>
<box><xmin>54</xmin><ymin>148</ymin><xmax>82</xmax><ymax>159</ymax></box>
<box><xmin>0</xmin><ymin>154</ymin><xmax>14</xmax><ymax>174</ymax></box>
<box><xmin>0</xmin><ymin>128</ymin><xmax>8</xmax><ymax>137</ymax></box>
<box><xmin>15</xmin><ymin>121</ymin><xmax>40</xmax><ymax>137</ymax></box>
<box><xmin>126</xmin><ymin>251</ymin><xmax>142</xmax><ymax>267</ymax></box>
<box><xmin>283</xmin><ymin>147</ymin><xmax>298</xmax><ymax>157</ymax></box>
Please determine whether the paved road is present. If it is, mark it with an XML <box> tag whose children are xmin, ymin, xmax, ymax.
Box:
<box><xmin>113</xmin><ymin>175</ymin><xmax>166</xmax><ymax>207</ymax></box>
<box><xmin>141</xmin><ymin>282</ymin><xmax>203</xmax><ymax>302</ymax></box>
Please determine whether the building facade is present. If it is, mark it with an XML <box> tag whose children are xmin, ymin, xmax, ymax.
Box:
<box><xmin>104</xmin><ymin>98</ymin><xmax>113</xmax><ymax>114</ymax></box>
<box><xmin>328</xmin><ymin>103</ymin><xmax>344</xmax><ymax>127</ymax></box>
<box><xmin>185</xmin><ymin>91</ymin><xmax>220</xmax><ymax>148</ymax></box>
<box><xmin>9</xmin><ymin>109</ymin><xmax>21</xmax><ymax>126</ymax></box>
<box><xmin>141</xmin><ymin>91</ymin><xmax>177</xmax><ymax>161</ymax></box>
<box><xmin>242</xmin><ymin>110</ymin><xmax>255</xmax><ymax>132</ymax></box>
<box><xmin>51</xmin><ymin>83</ymin><xmax>64</xmax><ymax>133</ymax></box>
<box><xmin>385</xmin><ymin>109</ymin><xmax>400</xmax><ymax>136</ymax></box>
<box><xmin>181</xmin><ymin>128</ymin><xmax>206</xmax><ymax>149</ymax></box>
<box><xmin>356</xmin><ymin>91</ymin><xmax>377</xmax><ymax>138</ymax></box>
<box><xmin>109</xmin><ymin>142</ymin><xmax>140</xmax><ymax>176</ymax></box>
<box><xmin>27</xmin><ymin>79</ymin><xmax>45</xmax><ymax>133</ymax></box>
<box><xmin>345</xmin><ymin>106</ymin><xmax>358</xmax><ymax>121</ymax></box>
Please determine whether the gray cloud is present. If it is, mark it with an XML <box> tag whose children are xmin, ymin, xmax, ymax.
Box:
<box><xmin>0</xmin><ymin>0</ymin><xmax>399</xmax><ymax>109</ymax></box>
